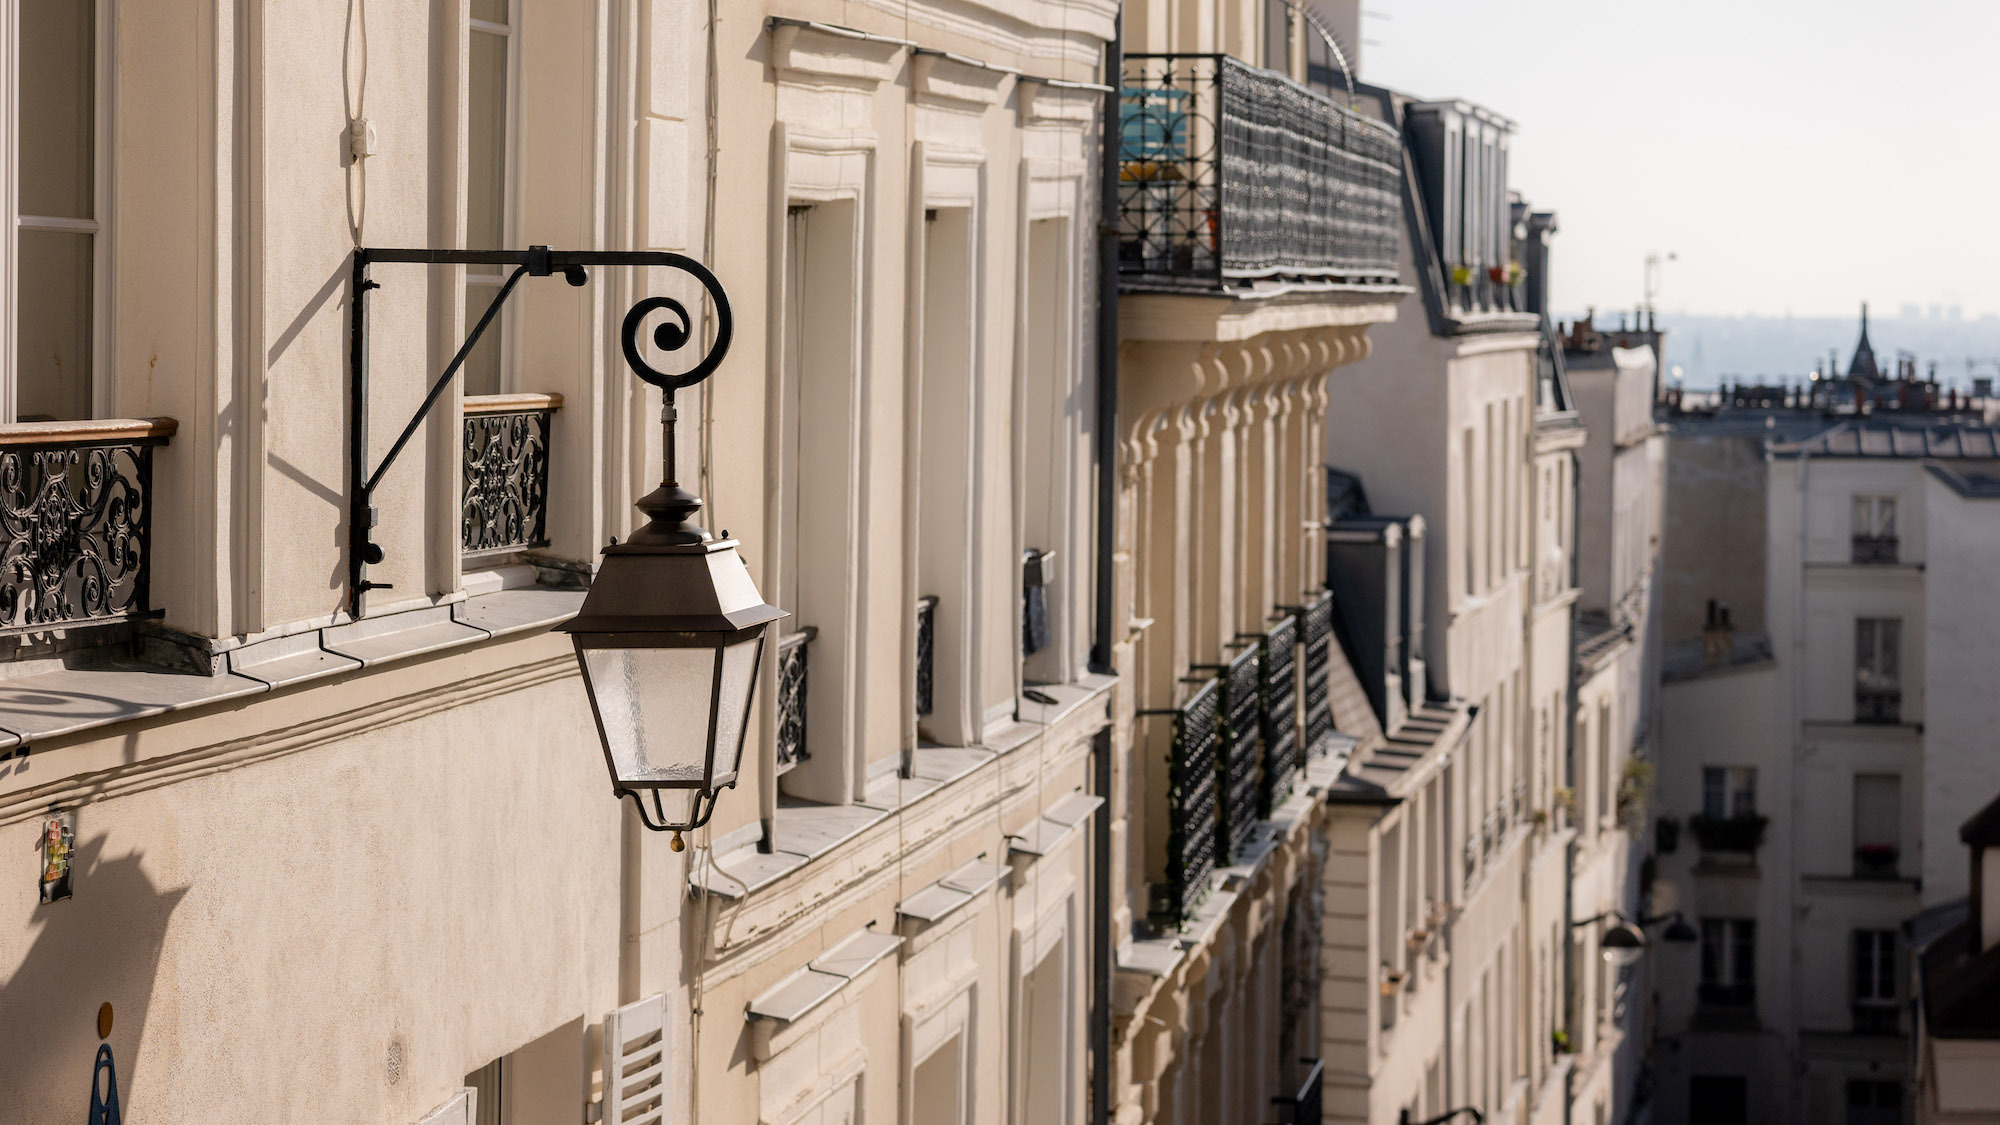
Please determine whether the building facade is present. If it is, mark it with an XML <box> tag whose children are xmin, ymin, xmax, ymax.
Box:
<box><xmin>1651</xmin><ymin>336</ymin><xmax>2000</xmax><ymax>1125</ymax></box>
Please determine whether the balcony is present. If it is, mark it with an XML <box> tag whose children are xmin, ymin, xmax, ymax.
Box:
<box><xmin>1689</xmin><ymin>813</ymin><xmax>1768</xmax><ymax>854</ymax></box>
<box><xmin>915</xmin><ymin>595</ymin><xmax>937</xmax><ymax>718</ymax></box>
<box><xmin>1218</xmin><ymin>645</ymin><xmax>1263</xmax><ymax>864</ymax></box>
<box><xmin>1300</xmin><ymin>592</ymin><xmax>1337</xmax><ymax>761</ymax></box>
<box><xmin>775</xmin><ymin>627</ymin><xmax>817</xmax><ymax>774</ymax></box>
<box><xmin>1118</xmin><ymin>54</ymin><xmax>1401</xmax><ymax>291</ymax></box>
<box><xmin>1151</xmin><ymin>677</ymin><xmax>1221</xmax><ymax>930</ymax></box>
<box><xmin>1853</xmin><ymin>843</ymin><xmax>1901</xmax><ymax>880</ymax></box>
<box><xmin>1269</xmin><ymin>1058</ymin><xmax>1324</xmax><ymax>1125</ymax></box>
<box><xmin>1854</xmin><ymin>687</ymin><xmax>1902</xmax><ymax>725</ymax></box>
<box><xmin>1850</xmin><ymin>535</ymin><xmax>1899</xmax><ymax>565</ymax></box>
<box><xmin>0</xmin><ymin>419</ymin><xmax>175</xmax><ymax>634</ymax></box>
<box><xmin>1259</xmin><ymin>614</ymin><xmax>1300</xmax><ymax>816</ymax></box>
<box><xmin>461</xmin><ymin>394</ymin><xmax>558</xmax><ymax>556</ymax></box>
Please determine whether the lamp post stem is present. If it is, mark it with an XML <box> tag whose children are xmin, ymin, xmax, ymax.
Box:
<box><xmin>662</xmin><ymin>393</ymin><xmax>680</xmax><ymax>489</ymax></box>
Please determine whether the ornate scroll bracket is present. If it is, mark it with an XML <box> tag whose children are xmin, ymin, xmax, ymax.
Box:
<box><xmin>347</xmin><ymin>246</ymin><xmax>733</xmax><ymax>618</ymax></box>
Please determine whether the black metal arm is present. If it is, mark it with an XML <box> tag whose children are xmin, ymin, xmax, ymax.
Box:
<box><xmin>346</xmin><ymin>246</ymin><xmax>733</xmax><ymax>616</ymax></box>
<box><xmin>1571</xmin><ymin>909</ymin><xmax>1685</xmax><ymax>928</ymax></box>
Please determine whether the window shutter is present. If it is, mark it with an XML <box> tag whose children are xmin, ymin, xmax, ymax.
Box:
<box><xmin>416</xmin><ymin>1088</ymin><xmax>476</xmax><ymax>1125</ymax></box>
<box><xmin>602</xmin><ymin>994</ymin><xmax>669</xmax><ymax>1125</ymax></box>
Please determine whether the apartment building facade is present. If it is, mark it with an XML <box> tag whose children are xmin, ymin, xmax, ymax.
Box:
<box><xmin>1651</xmin><ymin>356</ymin><xmax>2000</xmax><ymax>1124</ymax></box>
<box><xmin>2</xmin><ymin>2</ymin><xmax>1124</xmax><ymax>1123</ymax></box>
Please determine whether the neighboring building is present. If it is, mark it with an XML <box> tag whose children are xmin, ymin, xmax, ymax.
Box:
<box><xmin>1106</xmin><ymin>3</ymin><xmax>1408</xmax><ymax>1122</ymax></box>
<box><xmin>2</xmin><ymin>2</ymin><xmax>1122</xmax><ymax>1123</ymax></box>
<box><xmin>1312</xmin><ymin>73</ymin><xmax>1609</xmax><ymax>1125</ymax></box>
<box><xmin>1650</xmin><ymin>315</ymin><xmax>2000</xmax><ymax>1124</ymax></box>
<box><xmin>1911</xmin><ymin>794</ymin><xmax>2000</xmax><ymax>1125</ymax></box>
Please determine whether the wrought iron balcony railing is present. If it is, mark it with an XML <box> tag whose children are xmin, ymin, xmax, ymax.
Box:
<box><xmin>1855</xmin><ymin>687</ymin><xmax>1902</xmax><ymax>724</ymax></box>
<box><xmin>0</xmin><ymin>419</ymin><xmax>175</xmax><ymax>634</ymax></box>
<box><xmin>1269</xmin><ymin>1058</ymin><xmax>1325</xmax><ymax>1125</ymax></box>
<box><xmin>1689</xmin><ymin>812</ymin><xmax>1768</xmax><ymax>854</ymax></box>
<box><xmin>462</xmin><ymin>394</ymin><xmax>559</xmax><ymax>556</ymax></box>
<box><xmin>1119</xmin><ymin>54</ymin><xmax>1401</xmax><ymax>289</ymax></box>
<box><xmin>1260</xmin><ymin>614</ymin><xmax>1300</xmax><ymax>816</ymax></box>
<box><xmin>775</xmin><ymin>626</ymin><xmax>817</xmax><ymax>774</ymax></box>
<box><xmin>1853</xmin><ymin>844</ymin><xmax>1900</xmax><ymax>879</ymax></box>
<box><xmin>1300</xmin><ymin>591</ymin><xmax>1337</xmax><ymax>761</ymax></box>
<box><xmin>1850</xmin><ymin>535</ymin><xmax>1899</xmax><ymax>564</ymax></box>
<box><xmin>1218</xmin><ymin>644</ymin><xmax>1263</xmax><ymax>863</ymax></box>
<box><xmin>915</xmin><ymin>595</ymin><xmax>938</xmax><ymax>718</ymax></box>
<box><xmin>1151</xmin><ymin>677</ymin><xmax>1222</xmax><ymax>930</ymax></box>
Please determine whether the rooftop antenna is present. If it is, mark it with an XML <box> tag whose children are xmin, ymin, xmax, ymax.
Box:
<box><xmin>1643</xmin><ymin>250</ymin><xmax>1677</xmax><ymax>316</ymax></box>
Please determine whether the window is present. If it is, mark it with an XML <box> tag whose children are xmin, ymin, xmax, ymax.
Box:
<box><xmin>1846</xmin><ymin>1080</ymin><xmax>1900</xmax><ymax>1125</ymax></box>
<box><xmin>1462</xmin><ymin>428</ymin><xmax>1477</xmax><ymax>598</ymax></box>
<box><xmin>1851</xmin><ymin>496</ymin><xmax>1897</xmax><ymax>564</ymax></box>
<box><xmin>1854</xmin><ymin>618</ymin><xmax>1901</xmax><ymax>723</ymax></box>
<box><xmin>1597</xmin><ymin>699</ymin><xmax>1613</xmax><ymax>825</ymax></box>
<box><xmin>16</xmin><ymin>0</ymin><xmax>102</xmax><ymax>421</ymax></box>
<box><xmin>1701</xmin><ymin>767</ymin><xmax>1757</xmax><ymax>819</ymax></box>
<box><xmin>912</xmin><ymin>1034</ymin><xmax>967</xmax><ymax>1125</ymax></box>
<box><xmin>1852</xmin><ymin>930</ymin><xmax>1898</xmax><ymax>1033</ymax></box>
<box><xmin>1699</xmin><ymin>918</ymin><xmax>1755</xmax><ymax>1006</ymax></box>
<box><xmin>464</xmin><ymin>0</ymin><xmax>514</xmax><ymax>395</ymax></box>
<box><xmin>1690</xmin><ymin>1076</ymin><xmax>1748</xmax><ymax>1125</ymax></box>
<box><xmin>1853</xmin><ymin>774</ymin><xmax>1901</xmax><ymax>878</ymax></box>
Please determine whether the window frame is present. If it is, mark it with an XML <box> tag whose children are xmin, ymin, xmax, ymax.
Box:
<box><xmin>1854</xmin><ymin>617</ymin><xmax>1901</xmax><ymax>691</ymax></box>
<box><xmin>1701</xmin><ymin>766</ymin><xmax>1757</xmax><ymax>820</ymax></box>
<box><xmin>8</xmin><ymin>0</ymin><xmax>115</xmax><ymax>423</ymax></box>
<box><xmin>462</xmin><ymin>0</ymin><xmax>521</xmax><ymax>397</ymax></box>
<box><xmin>1699</xmin><ymin>917</ymin><xmax>1756</xmax><ymax>990</ymax></box>
<box><xmin>1852</xmin><ymin>929</ymin><xmax>1897</xmax><ymax>1007</ymax></box>
<box><xmin>1851</xmin><ymin>494</ymin><xmax>1896</xmax><ymax>540</ymax></box>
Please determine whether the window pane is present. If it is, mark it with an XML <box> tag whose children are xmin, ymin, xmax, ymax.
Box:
<box><xmin>472</xmin><ymin>0</ymin><xmax>509</xmax><ymax>24</ymax></box>
<box><xmin>17</xmin><ymin>229</ymin><xmax>92</xmax><ymax>421</ymax></box>
<box><xmin>463</xmin><ymin>286</ymin><xmax>502</xmax><ymax>397</ymax></box>
<box><xmin>1734</xmin><ymin>921</ymin><xmax>1755</xmax><ymax>982</ymax></box>
<box><xmin>1732</xmin><ymin>769</ymin><xmax>1757</xmax><ymax>817</ymax></box>
<box><xmin>1877</xmin><ymin>499</ymin><xmax>1896</xmax><ymax>538</ymax></box>
<box><xmin>19</xmin><ymin>0</ymin><xmax>94</xmax><ymax>219</ymax></box>
<box><xmin>1703</xmin><ymin>768</ymin><xmax>1725</xmax><ymax>819</ymax></box>
<box><xmin>467</xmin><ymin>28</ymin><xmax>508</xmax><ymax>249</ymax></box>
<box><xmin>1854</xmin><ymin>774</ymin><xmax>1899</xmax><ymax>850</ymax></box>
<box><xmin>1879</xmin><ymin>620</ymin><xmax>1900</xmax><ymax>683</ymax></box>
<box><xmin>1855</xmin><ymin>619</ymin><xmax>1876</xmax><ymax>681</ymax></box>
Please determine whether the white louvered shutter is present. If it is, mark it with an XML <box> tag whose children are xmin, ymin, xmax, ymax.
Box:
<box><xmin>602</xmin><ymin>994</ymin><xmax>669</xmax><ymax>1125</ymax></box>
<box><xmin>416</xmin><ymin>1087</ymin><xmax>475</xmax><ymax>1125</ymax></box>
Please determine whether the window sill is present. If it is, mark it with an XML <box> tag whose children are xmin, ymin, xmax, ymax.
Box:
<box><xmin>689</xmin><ymin>673</ymin><xmax>1117</xmax><ymax>904</ymax></box>
<box><xmin>0</xmin><ymin>584</ymin><xmax>584</xmax><ymax>752</ymax></box>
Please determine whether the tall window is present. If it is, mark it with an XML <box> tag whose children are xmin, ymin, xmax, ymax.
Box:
<box><xmin>464</xmin><ymin>0</ymin><xmax>513</xmax><ymax>395</ymax></box>
<box><xmin>1699</xmin><ymin>918</ymin><xmax>1755</xmax><ymax>1006</ymax></box>
<box><xmin>1845</xmin><ymin>1080</ymin><xmax>1900</xmax><ymax>1125</ymax></box>
<box><xmin>1854</xmin><ymin>618</ymin><xmax>1901</xmax><ymax>723</ymax></box>
<box><xmin>1701</xmin><ymin>766</ymin><xmax>1756</xmax><ymax>819</ymax></box>
<box><xmin>1853</xmin><ymin>774</ymin><xmax>1901</xmax><ymax>878</ymax></box>
<box><xmin>17</xmin><ymin>0</ymin><xmax>100</xmax><ymax>421</ymax></box>
<box><xmin>1596</xmin><ymin>699</ymin><xmax>1613</xmax><ymax>825</ymax></box>
<box><xmin>1851</xmin><ymin>495</ymin><xmax>1897</xmax><ymax>563</ymax></box>
<box><xmin>1851</xmin><ymin>930</ymin><xmax>1897</xmax><ymax>1033</ymax></box>
<box><xmin>1461</xmin><ymin>428</ymin><xmax>1477</xmax><ymax>598</ymax></box>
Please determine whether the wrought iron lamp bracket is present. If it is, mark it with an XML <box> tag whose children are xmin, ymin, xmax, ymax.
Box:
<box><xmin>346</xmin><ymin>246</ymin><xmax>734</xmax><ymax>617</ymax></box>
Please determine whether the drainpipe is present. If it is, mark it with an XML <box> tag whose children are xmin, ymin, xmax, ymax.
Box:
<box><xmin>1090</xmin><ymin>21</ymin><xmax>1120</xmax><ymax>1125</ymax></box>
<box><xmin>1090</xmin><ymin>13</ymin><xmax>1121</xmax><ymax>679</ymax></box>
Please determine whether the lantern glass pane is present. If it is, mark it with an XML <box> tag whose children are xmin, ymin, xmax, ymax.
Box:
<box><xmin>580</xmin><ymin>643</ymin><xmax>718</xmax><ymax>786</ymax></box>
<box><xmin>711</xmin><ymin>634</ymin><xmax>764</xmax><ymax>785</ymax></box>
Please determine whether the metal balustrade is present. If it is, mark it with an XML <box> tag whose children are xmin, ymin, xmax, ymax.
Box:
<box><xmin>0</xmin><ymin>420</ymin><xmax>175</xmax><ymax>635</ymax></box>
<box><xmin>1854</xmin><ymin>687</ymin><xmax>1902</xmax><ymax>725</ymax></box>
<box><xmin>1260</xmin><ymin>614</ymin><xmax>1301</xmax><ymax>816</ymax></box>
<box><xmin>1300</xmin><ymin>592</ymin><xmax>1337</xmax><ymax>760</ymax></box>
<box><xmin>1850</xmin><ymin>535</ymin><xmax>1899</xmax><ymax>564</ymax></box>
<box><xmin>1119</xmin><ymin>54</ymin><xmax>1401</xmax><ymax>289</ymax></box>
<box><xmin>1151</xmin><ymin>677</ymin><xmax>1222</xmax><ymax>930</ymax></box>
<box><xmin>461</xmin><ymin>394</ymin><xmax>558</xmax><ymax>555</ymax></box>
<box><xmin>915</xmin><ymin>595</ymin><xmax>937</xmax><ymax>718</ymax></box>
<box><xmin>775</xmin><ymin>627</ymin><xmax>817</xmax><ymax>773</ymax></box>
<box><xmin>1218</xmin><ymin>645</ymin><xmax>1263</xmax><ymax>864</ymax></box>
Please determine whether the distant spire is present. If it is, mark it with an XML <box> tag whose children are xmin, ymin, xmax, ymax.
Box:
<box><xmin>1848</xmin><ymin>302</ymin><xmax>1880</xmax><ymax>381</ymax></box>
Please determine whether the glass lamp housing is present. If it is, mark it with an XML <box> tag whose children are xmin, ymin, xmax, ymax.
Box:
<box><xmin>562</xmin><ymin>530</ymin><xmax>784</xmax><ymax>845</ymax></box>
<box><xmin>1600</xmin><ymin>920</ymin><xmax>1647</xmax><ymax>966</ymax></box>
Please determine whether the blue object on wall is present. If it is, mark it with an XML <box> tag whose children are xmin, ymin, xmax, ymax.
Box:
<box><xmin>89</xmin><ymin>1043</ymin><xmax>121</xmax><ymax>1125</ymax></box>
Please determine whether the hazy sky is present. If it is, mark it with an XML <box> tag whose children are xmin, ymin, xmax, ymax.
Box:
<box><xmin>1361</xmin><ymin>0</ymin><xmax>2000</xmax><ymax>319</ymax></box>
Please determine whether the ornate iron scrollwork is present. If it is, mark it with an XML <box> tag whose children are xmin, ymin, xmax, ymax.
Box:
<box><xmin>461</xmin><ymin>409</ymin><xmax>553</xmax><ymax>555</ymax></box>
<box><xmin>776</xmin><ymin>627</ymin><xmax>815</xmax><ymax>772</ymax></box>
<box><xmin>0</xmin><ymin>441</ymin><xmax>155</xmax><ymax>632</ymax></box>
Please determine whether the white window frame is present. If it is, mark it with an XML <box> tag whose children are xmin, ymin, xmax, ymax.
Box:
<box><xmin>1853</xmin><ymin>929</ymin><xmax>1897</xmax><ymax>1007</ymax></box>
<box><xmin>1855</xmin><ymin>617</ymin><xmax>1901</xmax><ymax>691</ymax></box>
<box><xmin>1700</xmin><ymin>917</ymin><xmax>1755</xmax><ymax>989</ymax></box>
<box><xmin>463</xmin><ymin>0</ymin><xmax>520</xmax><ymax>395</ymax></box>
<box><xmin>1852</xmin><ymin>494</ymin><xmax>1897</xmax><ymax>540</ymax></box>
<box><xmin>5</xmin><ymin>0</ymin><xmax>115</xmax><ymax>423</ymax></box>
<box><xmin>1701</xmin><ymin>766</ymin><xmax>1756</xmax><ymax>819</ymax></box>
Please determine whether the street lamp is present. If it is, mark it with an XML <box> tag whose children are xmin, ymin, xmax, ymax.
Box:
<box><xmin>1574</xmin><ymin>909</ymin><xmax>1697</xmax><ymax>966</ymax></box>
<box><xmin>561</xmin><ymin>272</ymin><xmax>785</xmax><ymax>851</ymax></box>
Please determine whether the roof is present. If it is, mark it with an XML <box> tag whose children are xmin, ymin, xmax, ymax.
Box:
<box><xmin>1921</xmin><ymin>914</ymin><xmax>2000</xmax><ymax>1039</ymax></box>
<box><xmin>1961</xmin><ymin>790</ymin><xmax>2000</xmax><ymax>847</ymax></box>
<box><xmin>1332</xmin><ymin>699</ymin><xmax>1470</xmax><ymax>802</ymax></box>
<box><xmin>1574</xmin><ymin>613</ymin><xmax>1631</xmax><ymax>675</ymax></box>
<box><xmin>1770</xmin><ymin>420</ymin><xmax>2000</xmax><ymax>459</ymax></box>
<box><xmin>1927</xmin><ymin>464</ymin><xmax>2000</xmax><ymax>500</ymax></box>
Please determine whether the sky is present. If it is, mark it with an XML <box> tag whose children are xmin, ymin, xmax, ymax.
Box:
<box><xmin>1359</xmin><ymin>0</ymin><xmax>2000</xmax><ymax>320</ymax></box>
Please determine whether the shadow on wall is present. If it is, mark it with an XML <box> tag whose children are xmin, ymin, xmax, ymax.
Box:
<box><xmin>0</xmin><ymin>832</ymin><xmax>189</xmax><ymax>1119</ymax></box>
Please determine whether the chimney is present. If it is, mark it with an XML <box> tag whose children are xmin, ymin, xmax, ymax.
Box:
<box><xmin>1701</xmin><ymin>600</ymin><xmax>1734</xmax><ymax>666</ymax></box>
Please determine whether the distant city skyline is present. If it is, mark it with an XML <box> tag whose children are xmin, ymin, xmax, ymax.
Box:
<box><xmin>1360</xmin><ymin>0</ymin><xmax>2000</xmax><ymax>320</ymax></box>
